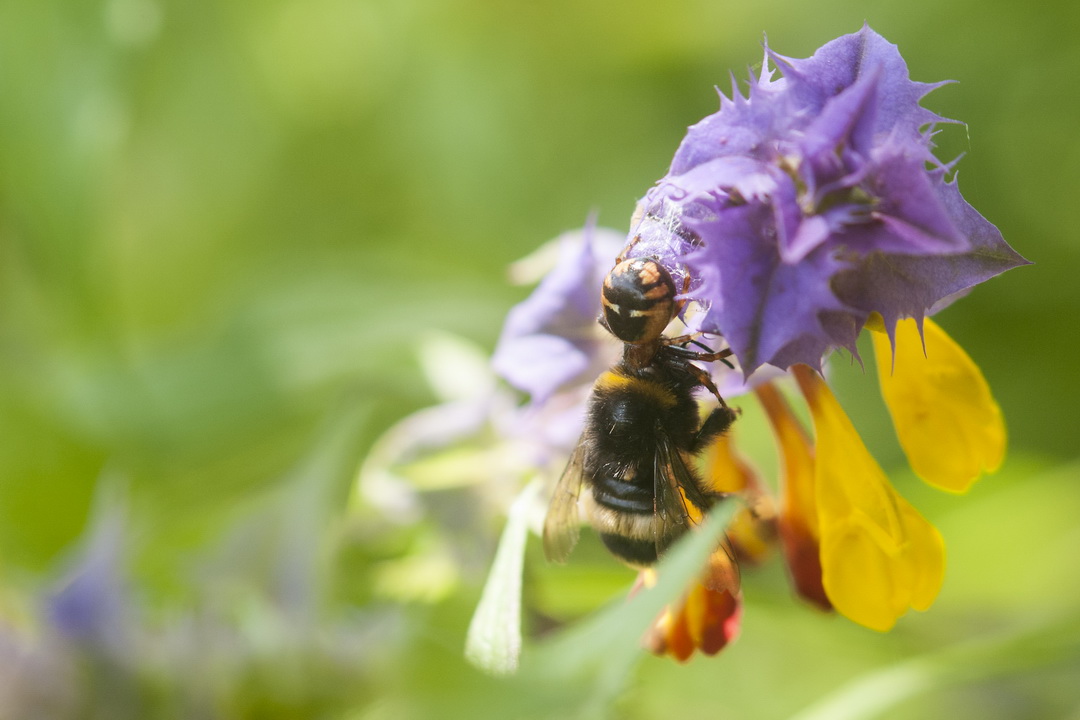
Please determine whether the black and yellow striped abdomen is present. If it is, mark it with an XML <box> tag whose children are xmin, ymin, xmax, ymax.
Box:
<box><xmin>582</xmin><ymin>364</ymin><xmax>705</xmax><ymax>565</ymax></box>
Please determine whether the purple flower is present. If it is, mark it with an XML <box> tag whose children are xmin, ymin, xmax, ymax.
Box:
<box><xmin>628</xmin><ymin>24</ymin><xmax>1029</xmax><ymax>376</ymax></box>
<box><xmin>471</xmin><ymin>28</ymin><xmax>1027</xmax><ymax>667</ymax></box>
<box><xmin>45</xmin><ymin>496</ymin><xmax>132</xmax><ymax>658</ymax></box>
<box><xmin>491</xmin><ymin>224</ymin><xmax>623</xmax><ymax>405</ymax></box>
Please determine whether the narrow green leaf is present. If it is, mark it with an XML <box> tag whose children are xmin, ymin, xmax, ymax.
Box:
<box><xmin>522</xmin><ymin>502</ymin><xmax>738</xmax><ymax>714</ymax></box>
<box><xmin>791</xmin><ymin>611</ymin><xmax>1080</xmax><ymax>720</ymax></box>
<box><xmin>465</xmin><ymin>479</ymin><xmax>541</xmax><ymax>676</ymax></box>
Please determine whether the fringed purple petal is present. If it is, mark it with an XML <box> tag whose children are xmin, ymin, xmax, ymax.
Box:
<box><xmin>768</xmin><ymin>24</ymin><xmax>954</xmax><ymax>153</ymax></box>
<box><xmin>683</xmin><ymin>203</ymin><xmax>858</xmax><ymax>376</ymax></box>
<box><xmin>618</xmin><ymin>24</ymin><xmax>1026</xmax><ymax>375</ymax></box>
<box><xmin>831</xmin><ymin>175</ymin><xmax>1031</xmax><ymax>331</ymax></box>
<box><xmin>669</xmin><ymin>65</ymin><xmax>787</xmax><ymax>175</ymax></box>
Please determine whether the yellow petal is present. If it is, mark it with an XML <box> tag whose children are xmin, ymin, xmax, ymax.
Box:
<box><xmin>700</xmin><ymin>432</ymin><xmax>749</xmax><ymax>494</ymax></box>
<box><xmin>755</xmin><ymin>383</ymin><xmax>817</xmax><ymax>535</ymax></box>
<box><xmin>870</xmin><ymin>316</ymin><xmax>1006</xmax><ymax>493</ymax></box>
<box><xmin>756</xmin><ymin>382</ymin><xmax>830</xmax><ymax>609</ymax></box>
<box><xmin>793</xmin><ymin>365</ymin><xmax>945</xmax><ymax>631</ymax></box>
<box><xmin>818</xmin><ymin>516</ymin><xmax>903</xmax><ymax>631</ymax></box>
<box><xmin>701</xmin><ymin>433</ymin><xmax>775</xmax><ymax>563</ymax></box>
<box><xmin>897</xmin><ymin>500</ymin><xmax>947</xmax><ymax>612</ymax></box>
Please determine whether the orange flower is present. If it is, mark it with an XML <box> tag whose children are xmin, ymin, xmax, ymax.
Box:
<box><xmin>755</xmin><ymin>382</ymin><xmax>830</xmax><ymax>611</ymax></box>
<box><xmin>700</xmin><ymin>433</ymin><xmax>777</xmax><ymax>565</ymax></box>
<box><xmin>643</xmin><ymin>549</ymin><xmax>742</xmax><ymax>661</ymax></box>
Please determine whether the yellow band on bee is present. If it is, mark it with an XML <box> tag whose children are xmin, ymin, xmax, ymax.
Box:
<box><xmin>596</xmin><ymin>371</ymin><xmax>678</xmax><ymax>409</ymax></box>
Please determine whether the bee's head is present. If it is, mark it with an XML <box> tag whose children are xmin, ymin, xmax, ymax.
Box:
<box><xmin>600</xmin><ymin>257</ymin><xmax>678</xmax><ymax>345</ymax></box>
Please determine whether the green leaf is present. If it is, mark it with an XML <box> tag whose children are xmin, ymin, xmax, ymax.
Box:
<box><xmin>518</xmin><ymin>502</ymin><xmax>738</xmax><ymax>717</ymax></box>
<box><xmin>791</xmin><ymin>610</ymin><xmax>1080</xmax><ymax>720</ymax></box>
<box><xmin>465</xmin><ymin>479</ymin><xmax>542</xmax><ymax>676</ymax></box>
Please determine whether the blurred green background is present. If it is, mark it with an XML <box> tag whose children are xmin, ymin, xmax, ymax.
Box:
<box><xmin>0</xmin><ymin>0</ymin><xmax>1077</xmax><ymax>718</ymax></box>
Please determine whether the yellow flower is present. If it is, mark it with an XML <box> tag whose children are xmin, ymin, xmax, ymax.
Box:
<box><xmin>648</xmin><ymin>313</ymin><xmax>1002</xmax><ymax>643</ymax></box>
<box><xmin>700</xmin><ymin>433</ymin><xmax>776</xmax><ymax>565</ymax></box>
<box><xmin>792</xmin><ymin>365</ymin><xmax>945</xmax><ymax>632</ymax></box>
<box><xmin>755</xmin><ymin>382</ymin><xmax>830</xmax><ymax>611</ymax></box>
<box><xmin>869</xmin><ymin>316</ymin><xmax>1006</xmax><ymax>493</ymax></box>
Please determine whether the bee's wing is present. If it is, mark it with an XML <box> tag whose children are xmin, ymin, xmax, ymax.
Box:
<box><xmin>542</xmin><ymin>442</ymin><xmax>587</xmax><ymax>563</ymax></box>
<box><xmin>654</xmin><ymin>435</ymin><xmax>740</xmax><ymax>592</ymax></box>
<box><xmin>653</xmin><ymin>434</ymin><xmax>710</xmax><ymax>534</ymax></box>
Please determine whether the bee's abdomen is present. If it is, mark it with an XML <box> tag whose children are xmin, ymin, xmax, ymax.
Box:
<box><xmin>583</xmin><ymin>478</ymin><xmax>663</xmax><ymax>568</ymax></box>
<box><xmin>599</xmin><ymin>534</ymin><xmax>658</xmax><ymax>567</ymax></box>
<box><xmin>591</xmin><ymin>472</ymin><xmax>653</xmax><ymax>514</ymax></box>
<box><xmin>585</xmin><ymin>377</ymin><xmax>679</xmax><ymax>517</ymax></box>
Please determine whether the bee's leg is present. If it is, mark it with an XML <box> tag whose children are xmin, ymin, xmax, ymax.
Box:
<box><xmin>666</xmin><ymin>343</ymin><xmax>736</xmax><ymax>370</ymax></box>
<box><xmin>664</xmin><ymin>343</ymin><xmax>733</xmax><ymax>362</ymax></box>
<box><xmin>693</xmin><ymin>404</ymin><xmax>739</xmax><ymax>454</ymax></box>
<box><xmin>673</xmin><ymin>268</ymin><xmax>692</xmax><ymax>316</ymax></box>
<box><xmin>685</xmin><ymin>338</ymin><xmax>716</xmax><ymax>354</ymax></box>
<box><xmin>613</xmin><ymin>234</ymin><xmax>642</xmax><ymax>265</ymax></box>
<box><xmin>673</xmin><ymin>354</ymin><xmax>734</xmax><ymax>406</ymax></box>
<box><xmin>662</xmin><ymin>331</ymin><xmax>704</xmax><ymax>347</ymax></box>
<box><xmin>695</xmin><ymin>347</ymin><xmax>736</xmax><ymax>370</ymax></box>
<box><xmin>688</xmin><ymin>347</ymin><xmax>734</xmax><ymax>364</ymax></box>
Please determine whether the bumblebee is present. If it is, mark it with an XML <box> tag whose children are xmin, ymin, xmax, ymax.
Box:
<box><xmin>543</xmin><ymin>251</ymin><xmax>738</xmax><ymax>568</ymax></box>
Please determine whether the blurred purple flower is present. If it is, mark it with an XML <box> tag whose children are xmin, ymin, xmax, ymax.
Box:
<box><xmin>45</xmin><ymin>497</ymin><xmax>132</xmax><ymax>658</ymax></box>
<box><xmin>629</xmin><ymin>24</ymin><xmax>1028</xmax><ymax>376</ymax></box>
<box><xmin>491</xmin><ymin>225</ymin><xmax>623</xmax><ymax>405</ymax></box>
